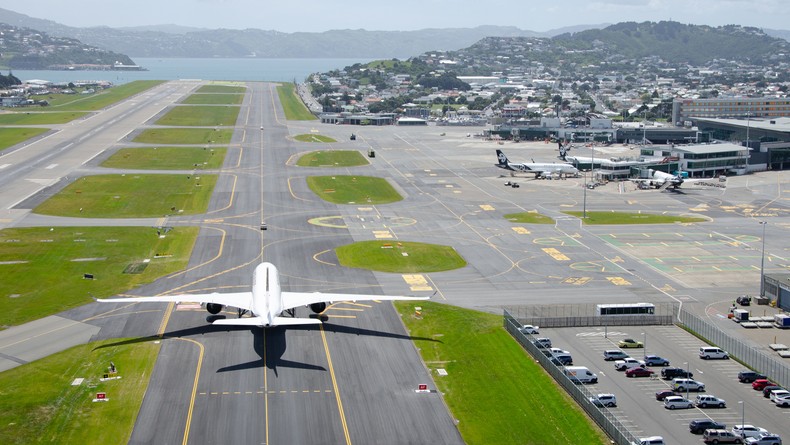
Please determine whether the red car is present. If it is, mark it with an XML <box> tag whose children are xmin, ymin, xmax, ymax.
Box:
<box><xmin>752</xmin><ymin>379</ymin><xmax>774</xmax><ymax>390</ymax></box>
<box><xmin>655</xmin><ymin>389</ymin><xmax>675</xmax><ymax>401</ymax></box>
<box><xmin>626</xmin><ymin>367</ymin><xmax>655</xmax><ymax>378</ymax></box>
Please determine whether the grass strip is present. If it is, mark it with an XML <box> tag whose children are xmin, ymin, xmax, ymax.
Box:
<box><xmin>101</xmin><ymin>147</ymin><xmax>227</xmax><ymax>170</ymax></box>
<box><xmin>293</xmin><ymin>134</ymin><xmax>336</xmax><ymax>143</ymax></box>
<box><xmin>276</xmin><ymin>83</ymin><xmax>316</xmax><ymax>120</ymax></box>
<box><xmin>336</xmin><ymin>241</ymin><xmax>466</xmax><ymax>273</ymax></box>
<box><xmin>0</xmin><ymin>127</ymin><xmax>49</xmax><ymax>151</ymax></box>
<box><xmin>563</xmin><ymin>211</ymin><xmax>707</xmax><ymax>224</ymax></box>
<box><xmin>133</xmin><ymin>128</ymin><xmax>233</xmax><ymax>144</ymax></box>
<box><xmin>394</xmin><ymin>301</ymin><xmax>608</xmax><ymax>445</ymax></box>
<box><xmin>504</xmin><ymin>211</ymin><xmax>555</xmax><ymax>224</ymax></box>
<box><xmin>306</xmin><ymin>175</ymin><xmax>402</xmax><ymax>204</ymax></box>
<box><xmin>296</xmin><ymin>150</ymin><xmax>368</xmax><ymax>167</ymax></box>
<box><xmin>154</xmin><ymin>105</ymin><xmax>240</xmax><ymax>126</ymax></box>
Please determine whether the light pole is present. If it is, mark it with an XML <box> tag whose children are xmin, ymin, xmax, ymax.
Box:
<box><xmin>642</xmin><ymin>332</ymin><xmax>646</xmax><ymax>359</ymax></box>
<box><xmin>642</xmin><ymin>110</ymin><xmax>648</xmax><ymax>145</ymax></box>
<box><xmin>745</xmin><ymin>111</ymin><xmax>751</xmax><ymax>147</ymax></box>
<box><xmin>760</xmin><ymin>221</ymin><xmax>767</xmax><ymax>297</ymax></box>
<box><xmin>684</xmin><ymin>362</ymin><xmax>690</xmax><ymax>400</ymax></box>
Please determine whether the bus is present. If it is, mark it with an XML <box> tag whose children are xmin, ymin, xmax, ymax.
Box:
<box><xmin>596</xmin><ymin>303</ymin><xmax>655</xmax><ymax>316</ymax></box>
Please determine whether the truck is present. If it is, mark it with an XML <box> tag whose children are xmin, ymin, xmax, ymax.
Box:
<box><xmin>732</xmin><ymin>309</ymin><xmax>749</xmax><ymax>322</ymax></box>
<box><xmin>614</xmin><ymin>358</ymin><xmax>646</xmax><ymax>371</ymax></box>
<box><xmin>774</xmin><ymin>313</ymin><xmax>790</xmax><ymax>329</ymax></box>
<box><xmin>563</xmin><ymin>366</ymin><xmax>598</xmax><ymax>384</ymax></box>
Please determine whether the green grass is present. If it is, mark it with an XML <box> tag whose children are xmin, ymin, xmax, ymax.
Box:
<box><xmin>196</xmin><ymin>84</ymin><xmax>246</xmax><ymax>93</ymax></box>
<box><xmin>0</xmin><ymin>226</ymin><xmax>197</xmax><ymax>327</ymax></box>
<box><xmin>0</xmin><ymin>127</ymin><xmax>50</xmax><ymax>151</ymax></box>
<box><xmin>504</xmin><ymin>211</ymin><xmax>555</xmax><ymax>224</ymax></box>
<box><xmin>46</xmin><ymin>81</ymin><xmax>164</xmax><ymax>111</ymax></box>
<box><xmin>33</xmin><ymin>174</ymin><xmax>217</xmax><ymax>218</ymax></box>
<box><xmin>181</xmin><ymin>94</ymin><xmax>244</xmax><ymax>105</ymax></box>
<box><xmin>306</xmin><ymin>175</ymin><xmax>402</xmax><ymax>204</ymax></box>
<box><xmin>0</xmin><ymin>112</ymin><xmax>88</xmax><ymax>125</ymax></box>
<box><xmin>133</xmin><ymin>128</ymin><xmax>233</xmax><ymax>144</ymax></box>
<box><xmin>0</xmin><ymin>338</ymin><xmax>160</xmax><ymax>445</ymax></box>
<box><xmin>101</xmin><ymin>147</ymin><xmax>227</xmax><ymax>170</ymax></box>
<box><xmin>276</xmin><ymin>83</ymin><xmax>316</xmax><ymax>120</ymax></box>
<box><xmin>562</xmin><ymin>211</ymin><xmax>708</xmax><ymax>224</ymax></box>
<box><xmin>154</xmin><ymin>105</ymin><xmax>240</xmax><ymax>126</ymax></box>
<box><xmin>293</xmin><ymin>134</ymin><xmax>337</xmax><ymax>143</ymax></box>
<box><xmin>394</xmin><ymin>301</ymin><xmax>608</xmax><ymax>445</ymax></box>
<box><xmin>336</xmin><ymin>241</ymin><xmax>466</xmax><ymax>273</ymax></box>
<box><xmin>296</xmin><ymin>150</ymin><xmax>368</xmax><ymax>167</ymax></box>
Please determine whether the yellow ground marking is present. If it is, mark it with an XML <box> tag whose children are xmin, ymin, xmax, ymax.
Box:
<box><xmin>166</xmin><ymin>337</ymin><xmax>204</xmax><ymax>445</ymax></box>
<box><xmin>207</xmin><ymin>174</ymin><xmax>237</xmax><ymax>214</ymax></box>
<box><xmin>606</xmin><ymin>277</ymin><xmax>632</xmax><ymax>286</ymax></box>
<box><xmin>610</xmin><ymin>256</ymin><xmax>623</xmax><ymax>263</ymax></box>
<box><xmin>479</xmin><ymin>204</ymin><xmax>495</xmax><ymax>211</ymax></box>
<box><xmin>402</xmin><ymin>274</ymin><xmax>434</xmax><ymax>291</ymax></box>
<box><xmin>327</xmin><ymin>315</ymin><xmax>357</xmax><ymax>319</ymax></box>
<box><xmin>339</xmin><ymin>302</ymin><xmax>372</xmax><ymax>308</ymax></box>
<box><xmin>542</xmin><ymin>247</ymin><xmax>570</xmax><ymax>261</ymax></box>
<box><xmin>327</xmin><ymin>307</ymin><xmax>365</xmax><ymax>312</ymax></box>
<box><xmin>373</xmin><ymin>230</ymin><xmax>393</xmax><ymax>239</ymax></box>
<box><xmin>320</xmin><ymin>324</ymin><xmax>352</xmax><ymax>445</ymax></box>
<box><xmin>659</xmin><ymin>284</ymin><xmax>676</xmax><ymax>292</ymax></box>
<box><xmin>563</xmin><ymin>277</ymin><xmax>592</xmax><ymax>285</ymax></box>
<box><xmin>713</xmin><ymin>266</ymin><xmax>722</xmax><ymax>271</ymax></box>
<box><xmin>155</xmin><ymin>217</ymin><xmax>167</xmax><ymax>227</ymax></box>
<box><xmin>512</xmin><ymin>227</ymin><xmax>531</xmax><ymax>234</ymax></box>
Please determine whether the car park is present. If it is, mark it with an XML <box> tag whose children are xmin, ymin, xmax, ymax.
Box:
<box><xmin>695</xmin><ymin>394</ymin><xmax>727</xmax><ymax>408</ymax></box>
<box><xmin>690</xmin><ymin>419</ymin><xmax>727</xmax><ymax>434</ymax></box>
<box><xmin>768</xmin><ymin>389</ymin><xmax>790</xmax><ymax>402</ymax></box>
<box><xmin>752</xmin><ymin>379</ymin><xmax>774</xmax><ymax>391</ymax></box>
<box><xmin>738</xmin><ymin>371</ymin><xmax>767</xmax><ymax>383</ymax></box>
<box><xmin>626</xmin><ymin>367</ymin><xmax>655</xmax><ymax>378</ymax></box>
<box><xmin>619</xmin><ymin>338</ymin><xmax>644</xmax><ymax>348</ymax></box>
<box><xmin>603</xmin><ymin>349</ymin><xmax>629</xmax><ymax>361</ymax></box>
<box><xmin>518</xmin><ymin>324</ymin><xmax>539</xmax><ymax>334</ymax></box>
<box><xmin>733</xmin><ymin>425</ymin><xmax>769</xmax><ymax>439</ymax></box>
<box><xmin>774</xmin><ymin>394</ymin><xmax>790</xmax><ymax>407</ymax></box>
<box><xmin>744</xmin><ymin>433</ymin><xmax>783</xmax><ymax>445</ymax></box>
<box><xmin>700</xmin><ymin>346</ymin><xmax>730</xmax><ymax>359</ymax></box>
<box><xmin>655</xmin><ymin>389</ymin><xmax>675</xmax><ymax>401</ymax></box>
<box><xmin>704</xmin><ymin>429</ymin><xmax>744</xmax><ymax>444</ymax></box>
<box><xmin>643</xmin><ymin>355</ymin><xmax>670</xmax><ymax>366</ymax></box>
<box><xmin>673</xmin><ymin>378</ymin><xmax>705</xmax><ymax>392</ymax></box>
<box><xmin>762</xmin><ymin>385</ymin><xmax>783</xmax><ymax>398</ymax></box>
<box><xmin>661</xmin><ymin>367</ymin><xmax>693</xmax><ymax>380</ymax></box>
<box><xmin>614</xmin><ymin>358</ymin><xmax>646</xmax><ymax>371</ymax></box>
<box><xmin>589</xmin><ymin>393</ymin><xmax>617</xmax><ymax>407</ymax></box>
<box><xmin>664</xmin><ymin>395</ymin><xmax>694</xmax><ymax>409</ymax></box>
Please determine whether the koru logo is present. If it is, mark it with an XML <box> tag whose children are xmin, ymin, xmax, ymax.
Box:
<box><xmin>498</xmin><ymin>153</ymin><xmax>507</xmax><ymax>164</ymax></box>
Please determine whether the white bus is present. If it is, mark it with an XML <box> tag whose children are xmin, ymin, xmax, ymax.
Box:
<box><xmin>596</xmin><ymin>303</ymin><xmax>655</xmax><ymax>316</ymax></box>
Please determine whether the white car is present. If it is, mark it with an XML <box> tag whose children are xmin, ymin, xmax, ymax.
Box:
<box><xmin>774</xmin><ymin>394</ymin><xmax>790</xmax><ymax>407</ymax></box>
<box><xmin>768</xmin><ymin>389</ymin><xmax>790</xmax><ymax>402</ymax></box>
<box><xmin>548</xmin><ymin>347</ymin><xmax>570</xmax><ymax>355</ymax></box>
<box><xmin>663</xmin><ymin>396</ymin><xmax>694</xmax><ymax>410</ymax></box>
<box><xmin>695</xmin><ymin>394</ymin><xmax>726</xmax><ymax>408</ymax></box>
<box><xmin>589</xmin><ymin>393</ymin><xmax>617</xmax><ymax>407</ymax></box>
<box><xmin>518</xmin><ymin>324</ymin><xmax>539</xmax><ymax>334</ymax></box>
<box><xmin>614</xmin><ymin>358</ymin><xmax>646</xmax><ymax>371</ymax></box>
<box><xmin>733</xmin><ymin>425</ymin><xmax>769</xmax><ymax>439</ymax></box>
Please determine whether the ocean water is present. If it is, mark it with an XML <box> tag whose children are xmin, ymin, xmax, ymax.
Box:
<box><xmin>7</xmin><ymin>57</ymin><xmax>374</xmax><ymax>85</ymax></box>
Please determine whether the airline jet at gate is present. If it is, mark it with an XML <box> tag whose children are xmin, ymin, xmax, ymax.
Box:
<box><xmin>97</xmin><ymin>262</ymin><xmax>429</xmax><ymax>327</ymax></box>
<box><xmin>629</xmin><ymin>169</ymin><xmax>723</xmax><ymax>190</ymax></box>
<box><xmin>495</xmin><ymin>150</ymin><xmax>579</xmax><ymax>178</ymax></box>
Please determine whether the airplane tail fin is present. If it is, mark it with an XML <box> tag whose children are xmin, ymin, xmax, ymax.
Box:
<box><xmin>495</xmin><ymin>149</ymin><xmax>510</xmax><ymax>167</ymax></box>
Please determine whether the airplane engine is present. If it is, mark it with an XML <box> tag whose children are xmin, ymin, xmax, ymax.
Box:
<box><xmin>309</xmin><ymin>302</ymin><xmax>327</xmax><ymax>314</ymax></box>
<box><xmin>206</xmin><ymin>303</ymin><xmax>223</xmax><ymax>315</ymax></box>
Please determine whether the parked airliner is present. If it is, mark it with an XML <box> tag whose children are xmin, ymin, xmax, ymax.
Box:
<box><xmin>630</xmin><ymin>169</ymin><xmax>725</xmax><ymax>190</ymax></box>
<box><xmin>495</xmin><ymin>150</ymin><xmax>579</xmax><ymax>178</ymax></box>
<box><xmin>98</xmin><ymin>262</ymin><xmax>428</xmax><ymax>327</ymax></box>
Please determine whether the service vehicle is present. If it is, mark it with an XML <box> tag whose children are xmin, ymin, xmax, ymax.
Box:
<box><xmin>664</xmin><ymin>395</ymin><xmax>694</xmax><ymax>409</ymax></box>
<box><xmin>695</xmin><ymin>394</ymin><xmax>726</xmax><ymax>408</ymax></box>
<box><xmin>643</xmin><ymin>355</ymin><xmax>670</xmax><ymax>366</ymax></box>
<box><xmin>690</xmin><ymin>419</ymin><xmax>727</xmax><ymax>434</ymax></box>
<box><xmin>563</xmin><ymin>366</ymin><xmax>598</xmax><ymax>384</ymax></box>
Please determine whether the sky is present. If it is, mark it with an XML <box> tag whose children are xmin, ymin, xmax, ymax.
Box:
<box><xmin>3</xmin><ymin>0</ymin><xmax>789</xmax><ymax>33</ymax></box>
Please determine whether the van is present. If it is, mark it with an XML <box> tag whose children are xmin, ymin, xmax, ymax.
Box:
<box><xmin>563</xmin><ymin>366</ymin><xmax>598</xmax><ymax>384</ymax></box>
<box><xmin>603</xmin><ymin>349</ymin><xmax>629</xmax><ymax>361</ymax></box>
<box><xmin>635</xmin><ymin>436</ymin><xmax>665</xmax><ymax>445</ymax></box>
<box><xmin>699</xmin><ymin>347</ymin><xmax>729</xmax><ymax>360</ymax></box>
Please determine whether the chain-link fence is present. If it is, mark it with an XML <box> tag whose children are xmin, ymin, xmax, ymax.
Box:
<box><xmin>505</xmin><ymin>302</ymin><xmax>676</xmax><ymax>328</ymax></box>
<box><xmin>678</xmin><ymin>307</ymin><xmax>790</xmax><ymax>389</ymax></box>
<box><xmin>504</xmin><ymin>310</ymin><xmax>639</xmax><ymax>445</ymax></box>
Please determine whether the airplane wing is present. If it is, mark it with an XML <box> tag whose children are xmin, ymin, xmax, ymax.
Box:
<box><xmin>97</xmin><ymin>292</ymin><xmax>255</xmax><ymax>313</ymax></box>
<box><xmin>281</xmin><ymin>291</ymin><xmax>428</xmax><ymax>312</ymax></box>
<box><xmin>211</xmin><ymin>316</ymin><xmax>322</xmax><ymax>327</ymax></box>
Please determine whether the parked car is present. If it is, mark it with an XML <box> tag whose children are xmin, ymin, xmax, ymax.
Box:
<box><xmin>673</xmin><ymin>378</ymin><xmax>706</xmax><ymax>392</ymax></box>
<box><xmin>700</xmin><ymin>346</ymin><xmax>730</xmax><ymax>359</ymax></box>
<box><xmin>618</xmin><ymin>338</ymin><xmax>644</xmax><ymax>348</ymax></box>
<box><xmin>637</xmin><ymin>436</ymin><xmax>665</xmax><ymax>445</ymax></box>
<box><xmin>704</xmin><ymin>429</ymin><xmax>744</xmax><ymax>444</ymax></box>
<box><xmin>744</xmin><ymin>433</ymin><xmax>783</xmax><ymax>445</ymax></box>
<box><xmin>769</xmin><ymin>389</ymin><xmax>790</xmax><ymax>402</ymax></box>
<box><xmin>737</xmin><ymin>295</ymin><xmax>752</xmax><ymax>306</ymax></box>
<box><xmin>644</xmin><ymin>355</ymin><xmax>670</xmax><ymax>366</ymax></box>
<box><xmin>690</xmin><ymin>419</ymin><xmax>727</xmax><ymax>434</ymax></box>
<box><xmin>589</xmin><ymin>393</ymin><xmax>617</xmax><ymax>407</ymax></box>
<box><xmin>533</xmin><ymin>337</ymin><xmax>552</xmax><ymax>348</ymax></box>
<box><xmin>664</xmin><ymin>395</ymin><xmax>694</xmax><ymax>409</ymax></box>
<box><xmin>626</xmin><ymin>367</ymin><xmax>655</xmax><ymax>378</ymax></box>
<box><xmin>696</xmin><ymin>394</ymin><xmax>726</xmax><ymax>408</ymax></box>
<box><xmin>733</xmin><ymin>425</ymin><xmax>769</xmax><ymax>439</ymax></box>
<box><xmin>614</xmin><ymin>358</ymin><xmax>646</xmax><ymax>371</ymax></box>
<box><xmin>738</xmin><ymin>371</ymin><xmax>767</xmax><ymax>383</ymax></box>
<box><xmin>518</xmin><ymin>324</ymin><xmax>539</xmax><ymax>334</ymax></box>
<box><xmin>752</xmin><ymin>379</ymin><xmax>775</xmax><ymax>391</ymax></box>
<box><xmin>661</xmin><ymin>367</ymin><xmax>693</xmax><ymax>380</ymax></box>
<box><xmin>655</xmin><ymin>389</ymin><xmax>675</xmax><ymax>401</ymax></box>
<box><xmin>762</xmin><ymin>385</ymin><xmax>783</xmax><ymax>398</ymax></box>
<box><xmin>603</xmin><ymin>349</ymin><xmax>629</xmax><ymax>361</ymax></box>
<box><xmin>774</xmin><ymin>394</ymin><xmax>790</xmax><ymax>407</ymax></box>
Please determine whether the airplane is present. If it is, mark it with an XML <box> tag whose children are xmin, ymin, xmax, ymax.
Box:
<box><xmin>97</xmin><ymin>262</ymin><xmax>429</xmax><ymax>328</ymax></box>
<box><xmin>495</xmin><ymin>149</ymin><xmax>579</xmax><ymax>178</ymax></box>
<box><xmin>629</xmin><ymin>169</ymin><xmax>724</xmax><ymax>190</ymax></box>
